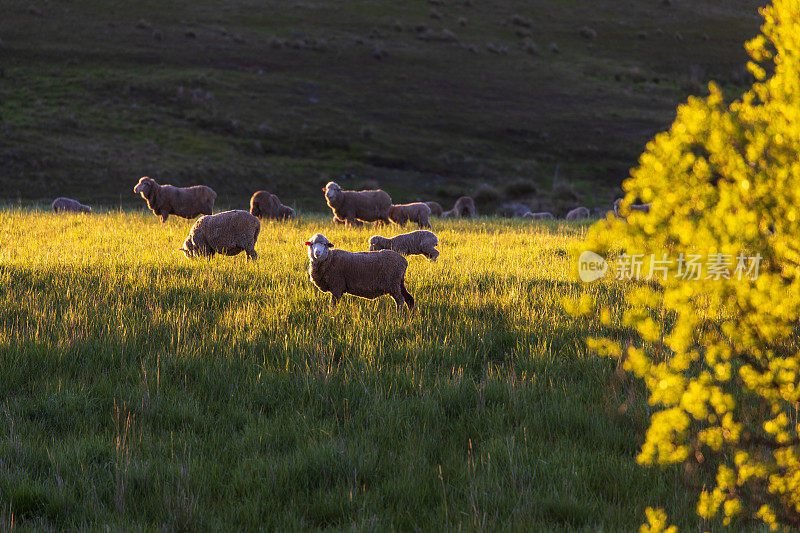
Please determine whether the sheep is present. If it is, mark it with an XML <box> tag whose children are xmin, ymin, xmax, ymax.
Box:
<box><xmin>51</xmin><ymin>197</ymin><xmax>91</xmax><ymax>213</ymax></box>
<box><xmin>180</xmin><ymin>210</ymin><xmax>260</xmax><ymax>261</ymax></box>
<box><xmin>323</xmin><ymin>181</ymin><xmax>391</xmax><ymax>227</ymax></box>
<box><xmin>133</xmin><ymin>176</ymin><xmax>216</xmax><ymax>223</ymax></box>
<box><xmin>522</xmin><ymin>211</ymin><xmax>554</xmax><ymax>220</ymax></box>
<box><xmin>565</xmin><ymin>207</ymin><xmax>590</xmax><ymax>220</ymax></box>
<box><xmin>305</xmin><ymin>233</ymin><xmax>414</xmax><ymax>311</ymax></box>
<box><xmin>614</xmin><ymin>198</ymin><xmax>651</xmax><ymax>218</ymax></box>
<box><xmin>425</xmin><ymin>201</ymin><xmax>444</xmax><ymax>217</ymax></box>
<box><xmin>249</xmin><ymin>190</ymin><xmax>296</xmax><ymax>221</ymax></box>
<box><xmin>442</xmin><ymin>196</ymin><xmax>476</xmax><ymax>218</ymax></box>
<box><xmin>389</xmin><ymin>202</ymin><xmax>432</xmax><ymax>229</ymax></box>
<box><xmin>369</xmin><ymin>230</ymin><xmax>439</xmax><ymax>261</ymax></box>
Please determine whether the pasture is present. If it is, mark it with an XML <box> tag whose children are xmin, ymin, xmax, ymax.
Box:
<box><xmin>0</xmin><ymin>209</ymin><xmax>705</xmax><ymax>530</ymax></box>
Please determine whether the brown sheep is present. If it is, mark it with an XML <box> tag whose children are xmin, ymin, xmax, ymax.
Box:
<box><xmin>565</xmin><ymin>207</ymin><xmax>590</xmax><ymax>220</ymax></box>
<box><xmin>425</xmin><ymin>201</ymin><xmax>444</xmax><ymax>217</ymax></box>
<box><xmin>388</xmin><ymin>202</ymin><xmax>432</xmax><ymax>229</ymax></box>
<box><xmin>306</xmin><ymin>233</ymin><xmax>414</xmax><ymax>311</ymax></box>
<box><xmin>134</xmin><ymin>176</ymin><xmax>216</xmax><ymax>223</ymax></box>
<box><xmin>52</xmin><ymin>197</ymin><xmax>91</xmax><ymax>213</ymax></box>
<box><xmin>443</xmin><ymin>196</ymin><xmax>476</xmax><ymax>218</ymax></box>
<box><xmin>180</xmin><ymin>210</ymin><xmax>260</xmax><ymax>261</ymax></box>
<box><xmin>323</xmin><ymin>181</ymin><xmax>391</xmax><ymax>227</ymax></box>
<box><xmin>249</xmin><ymin>190</ymin><xmax>296</xmax><ymax>221</ymax></box>
<box><xmin>369</xmin><ymin>230</ymin><xmax>439</xmax><ymax>261</ymax></box>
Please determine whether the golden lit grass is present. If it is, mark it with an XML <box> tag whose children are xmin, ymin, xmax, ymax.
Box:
<box><xmin>0</xmin><ymin>208</ymin><xmax>702</xmax><ymax>530</ymax></box>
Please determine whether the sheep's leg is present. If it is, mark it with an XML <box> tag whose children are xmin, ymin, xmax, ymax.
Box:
<box><xmin>346</xmin><ymin>218</ymin><xmax>363</xmax><ymax>228</ymax></box>
<box><xmin>378</xmin><ymin>216</ymin><xmax>390</xmax><ymax>226</ymax></box>
<box><xmin>428</xmin><ymin>249</ymin><xmax>439</xmax><ymax>262</ymax></box>
<box><xmin>160</xmin><ymin>213</ymin><xmax>168</xmax><ymax>223</ymax></box>
<box><xmin>390</xmin><ymin>290</ymin><xmax>404</xmax><ymax>312</ymax></box>
<box><xmin>400</xmin><ymin>282</ymin><xmax>414</xmax><ymax>312</ymax></box>
<box><xmin>246</xmin><ymin>248</ymin><xmax>258</xmax><ymax>261</ymax></box>
<box><xmin>329</xmin><ymin>293</ymin><xmax>341</xmax><ymax>308</ymax></box>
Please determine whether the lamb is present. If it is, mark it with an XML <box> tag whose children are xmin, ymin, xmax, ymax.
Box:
<box><xmin>389</xmin><ymin>202</ymin><xmax>432</xmax><ymax>229</ymax></box>
<box><xmin>305</xmin><ymin>233</ymin><xmax>414</xmax><ymax>311</ymax></box>
<box><xmin>614</xmin><ymin>198</ymin><xmax>651</xmax><ymax>218</ymax></box>
<box><xmin>249</xmin><ymin>190</ymin><xmax>296</xmax><ymax>221</ymax></box>
<box><xmin>134</xmin><ymin>176</ymin><xmax>216</xmax><ymax>223</ymax></box>
<box><xmin>180</xmin><ymin>210</ymin><xmax>260</xmax><ymax>261</ymax></box>
<box><xmin>442</xmin><ymin>196</ymin><xmax>476</xmax><ymax>218</ymax></box>
<box><xmin>425</xmin><ymin>201</ymin><xmax>444</xmax><ymax>217</ymax></box>
<box><xmin>565</xmin><ymin>207</ymin><xmax>590</xmax><ymax>220</ymax></box>
<box><xmin>522</xmin><ymin>211</ymin><xmax>554</xmax><ymax>220</ymax></box>
<box><xmin>323</xmin><ymin>181</ymin><xmax>391</xmax><ymax>227</ymax></box>
<box><xmin>51</xmin><ymin>197</ymin><xmax>91</xmax><ymax>213</ymax></box>
<box><xmin>369</xmin><ymin>230</ymin><xmax>439</xmax><ymax>261</ymax></box>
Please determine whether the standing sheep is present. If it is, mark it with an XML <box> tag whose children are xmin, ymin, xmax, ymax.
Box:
<box><xmin>134</xmin><ymin>176</ymin><xmax>216</xmax><ymax>223</ymax></box>
<box><xmin>425</xmin><ymin>201</ymin><xmax>444</xmax><ymax>217</ymax></box>
<box><xmin>249</xmin><ymin>190</ymin><xmax>296</xmax><ymax>221</ymax></box>
<box><xmin>565</xmin><ymin>207</ymin><xmax>590</xmax><ymax>220</ymax></box>
<box><xmin>305</xmin><ymin>233</ymin><xmax>414</xmax><ymax>311</ymax></box>
<box><xmin>614</xmin><ymin>198</ymin><xmax>651</xmax><ymax>218</ymax></box>
<box><xmin>323</xmin><ymin>181</ymin><xmax>392</xmax><ymax>227</ymax></box>
<box><xmin>523</xmin><ymin>211</ymin><xmax>554</xmax><ymax>220</ymax></box>
<box><xmin>443</xmin><ymin>196</ymin><xmax>476</xmax><ymax>218</ymax></box>
<box><xmin>180</xmin><ymin>210</ymin><xmax>260</xmax><ymax>261</ymax></box>
<box><xmin>369</xmin><ymin>230</ymin><xmax>439</xmax><ymax>261</ymax></box>
<box><xmin>52</xmin><ymin>197</ymin><xmax>91</xmax><ymax>213</ymax></box>
<box><xmin>389</xmin><ymin>202</ymin><xmax>432</xmax><ymax>228</ymax></box>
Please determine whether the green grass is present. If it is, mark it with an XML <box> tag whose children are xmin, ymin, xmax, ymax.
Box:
<box><xmin>0</xmin><ymin>0</ymin><xmax>764</xmax><ymax>213</ymax></box>
<box><xmin>0</xmin><ymin>208</ymin><xmax>714</xmax><ymax>530</ymax></box>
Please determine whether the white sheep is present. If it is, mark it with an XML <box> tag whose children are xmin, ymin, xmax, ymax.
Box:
<box><xmin>369</xmin><ymin>230</ymin><xmax>439</xmax><ymax>261</ymax></box>
<box><xmin>52</xmin><ymin>197</ymin><xmax>91</xmax><ymax>213</ymax></box>
<box><xmin>388</xmin><ymin>203</ymin><xmax>432</xmax><ymax>228</ymax></box>
<box><xmin>614</xmin><ymin>198</ymin><xmax>651</xmax><ymax>218</ymax></box>
<box><xmin>180</xmin><ymin>210</ymin><xmax>260</xmax><ymax>261</ymax></box>
<box><xmin>565</xmin><ymin>207</ymin><xmax>590</xmax><ymax>220</ymax></box>
<box><xmin>522</xmin><ymin>211</ymin><xmax>554</xmax><ymax>220</ymax></box>
<box><xmin>305</xmin><ymin>233</ymin><xmax>414</xmax><ymax>311</ymax></box>
<box><xmin>323</xmin><ymin>181</ymin><xmax>392</xmax><ymax>227</ymax></box>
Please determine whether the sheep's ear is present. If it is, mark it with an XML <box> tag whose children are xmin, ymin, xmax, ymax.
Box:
<box><xmin>326</xmin><ymin>242</ymin><xmax>334</xmax><ymax>248</ymax></box>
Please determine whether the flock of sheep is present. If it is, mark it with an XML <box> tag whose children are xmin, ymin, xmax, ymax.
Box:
<box><xmin>49</xmin><ymin>177</ymin><xmax>649</xmax><ymax>311</ymax></box>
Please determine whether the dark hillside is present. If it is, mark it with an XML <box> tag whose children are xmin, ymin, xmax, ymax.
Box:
<box><xmin>0</xmin><ymin>0</ymin><xmax>763</xmax><ymax>212</ymax></box>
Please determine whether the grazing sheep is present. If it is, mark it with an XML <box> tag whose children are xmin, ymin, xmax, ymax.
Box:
<box><xmin>323</xmin><ymin>181</ymin><xmax>392</xmax><ymax>227</ymax></box>
<box><xmin>443</xmin><ymin>196</ymin><xmax>476</xmax><ymax>218</ymax></box>
<box><xmin>369</xmin><ymin>230</ymin><xmax>439</xmax><ymax>262</ymax></box>
<box><xmin>180</xmin><ymin>210</ymin><xmax>260</xmax><ymax>261</ymax></box>
<box><xmin>305</xmin><ymin>233</ymin><xmax>414</xmax><ymax>311</ymax></box>
<box><xmin>565</xmin><ymin>207</ymin><xmax>590</xmax><ymax>221</ymax></box>
<box><xmin>425</xmin><ymin>201</ymin><xmax>444</xmax><ymax>217</ymax></box>
<box><xmin>522</xmin><ymin>211</ymin><xmax>554</xmax><ymax>220</ymax></box>
<box><xmin>133</xmin><ymin>176</ymin><xmax>216</xmax><ymax>223</ymax></box>
<box><xmin>389</xmin><ymin>202</ymin><xmax>432</xmax><ymax>228</ymax></box>
<box><xmin>51</xmin><ymin>197</ymin><xmax>91</xmax><ymax>213</ymax></box>
<box><xmin>249</xmin><ymin>190</ymin><xmax>296</xmax><ymax>221</ymax></box>
<box><xmin>614</xmin><ymin>198</ymin><xmax>651</xmax><ymax>218</ymax></box>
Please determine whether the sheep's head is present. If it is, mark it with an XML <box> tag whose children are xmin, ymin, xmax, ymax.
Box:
<box><xmin>179</xmin><ymin>237</ymin><xmax>197</xmax><ymax>259</ymax></box>
<box><xmin>323</xmin><ymin>182</ymin><xmax>342</xmax><ymax>205</ymax></box>
<box><xmin>305</xmin><ymin>233</ymin><xmax>333</xmax><ymax>262</ymax></box>
<box><xmin>134</xmin><ymin>177</ymin><xmax>155</xmax><ymax>198</ymax></box>
<box><xmin>368</xmin><ymin>236</ymin><xmax>389</xmax><ymax>252</ymax></box>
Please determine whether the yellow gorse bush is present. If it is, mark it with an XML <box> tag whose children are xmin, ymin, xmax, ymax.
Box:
<box><xmin>581</xmin><ymin>0</ymin><xmax>800</xmax><ymax>529</ymax></box>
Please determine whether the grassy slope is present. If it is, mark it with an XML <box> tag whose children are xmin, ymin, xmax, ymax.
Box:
<box><xmin>0</xmin><ymin>0</ymin><xmax>763</xmax><ymax>213</ymax></box>
<box><xmin>0</xmin><ymin>210</ymin><xmax>708</xmax><ymax>530</ymax></box>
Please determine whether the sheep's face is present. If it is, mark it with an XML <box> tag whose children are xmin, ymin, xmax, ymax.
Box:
<box><xmin>324</xmin><ymin>182</ymin><xmax>341</xmax><ymax>202</ymax></box>
<box><xmin>368</xmin><ymin>237</ymin><xmax>388</xmax><ymax>252</ymax></box>
<box><xmin>134</xmin><ymin>177</ymin><xmax>154</xmax><ymax>197</ymax></box>
<box><xmin>305</xmin><ymin>233</ymin><xmax>333</xmax><ymax>262</ymax></box>
<box><xmin>180</xmin><ymin>238</ymin><xmax>197</xmax><ymax>258</ymax></box>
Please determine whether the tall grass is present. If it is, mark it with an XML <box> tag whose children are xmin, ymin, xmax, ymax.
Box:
<box><xmin>0</xmin><ymin>209</ymin><xmax>700</xmax><ymax>530</ymax></box>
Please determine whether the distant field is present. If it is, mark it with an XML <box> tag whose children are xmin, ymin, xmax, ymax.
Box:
<box><xmin>0</xmin><ymin>0</ymin><xmax>763</xmax><ymax>212</ymax></box>
<box><xmin>0</xmin><ymin>209</ymin><xmax>715</xmax><ymax>530</ymax></box>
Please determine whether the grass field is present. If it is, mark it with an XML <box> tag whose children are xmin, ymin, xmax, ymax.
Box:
<box><xmin>0</xmin><ymin>208</ymin><xmax>718</xmax><ymax>530</ymax></box>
